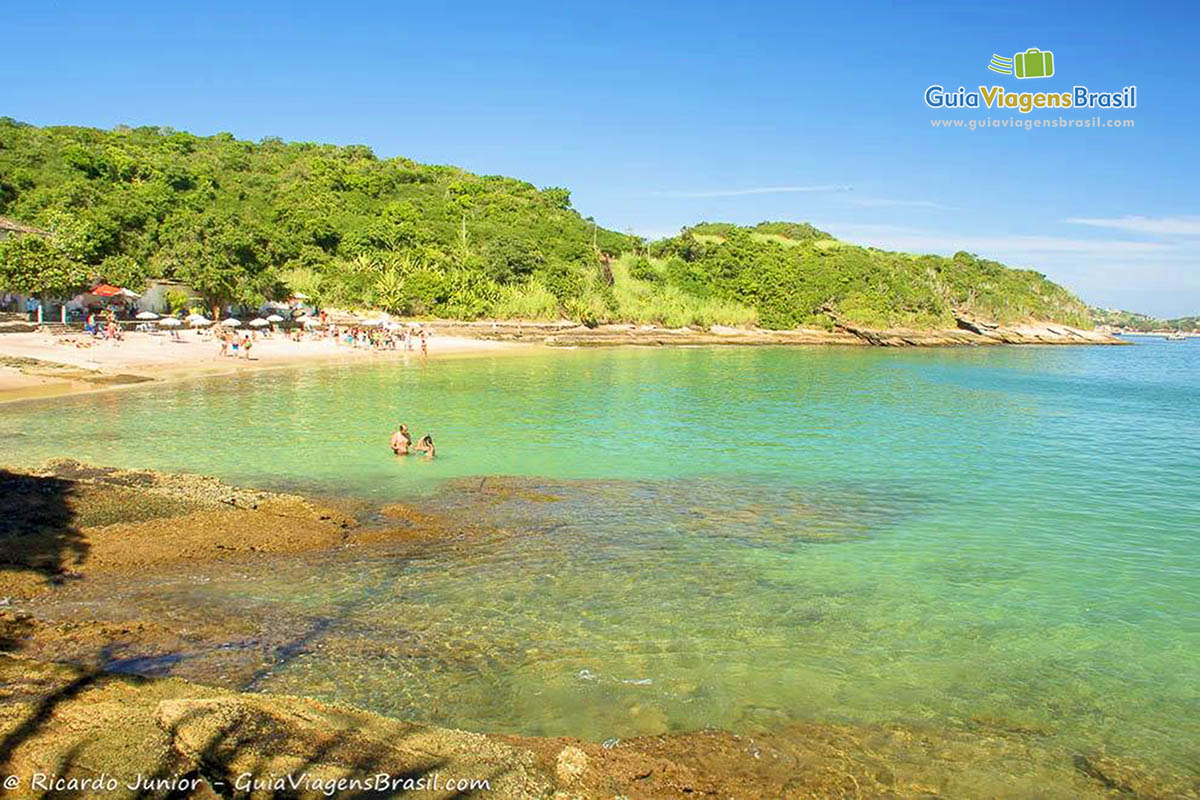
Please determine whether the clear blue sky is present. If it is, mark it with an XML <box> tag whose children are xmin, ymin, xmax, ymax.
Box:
<box><xmin>5</xmin><ymin>1</ymin><xmax>1198</xmax><ymax>316</ymax></box>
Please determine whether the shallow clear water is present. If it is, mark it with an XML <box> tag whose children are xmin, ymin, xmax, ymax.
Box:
<box><xmin>3</xmin><ymin>340</ymin><xmax>1199</xmax><ymax>765</ymax></box>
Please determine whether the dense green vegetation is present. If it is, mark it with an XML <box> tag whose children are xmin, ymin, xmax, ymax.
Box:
<box><xmin>1</xmin><ymin>119</ymin><xmax>1094</xmax><ymax>330</ymax></box>
<box><xmin>644</xmin><ymin>223</ymin><xmax>1092</xmax><ymax>329</ymax></box>
<box><xmin>1091</xmin><ymin>307</ymin><xmax>1200</xmax><ymax>332</ymax></box>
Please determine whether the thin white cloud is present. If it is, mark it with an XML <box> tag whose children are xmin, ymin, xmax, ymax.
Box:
<box><xmin>649</xmin><ymin>185</ymin><xmax>852</xmax><ymax>198</ymax></box>
<box><xmin>845</xmin><ymin>196</ymin><xmax>952</xmax><ymax>210</ymax></box>
<box><xmin>1064</xmin><ymin>215</ymin><xmax>1200</xmax><ymax>236</ymax></box>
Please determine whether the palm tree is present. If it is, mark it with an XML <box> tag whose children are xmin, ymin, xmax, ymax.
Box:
<box><xmin>373</xmin><ymin>268</ymin><xmax>405</xmax><ymax>314</ymax></box>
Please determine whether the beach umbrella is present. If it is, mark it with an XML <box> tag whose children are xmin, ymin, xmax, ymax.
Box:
<box><xmin>265</xmin><ymin>314</ymin><xmax>285</xmax><ymax>323</ymax></box>
<box><xmin>249</xmin><ymin>318</ymin><xmax>269</xmax><ymax>327</ymax></box>
<box><xmin>187</xmin><ymin>315</ymin><xmax>213</xmax><ymax>327</ymax></box>
<box><xmin>135</xmin><ymin>311</ymin><xmax>159</xmax><ymax>320</ymax></box>
<box><xmin>220</xmin><ymin>318</ymin><xmax>242</xmax><ymax>328</ymax></box>
<box><xmin>159</xmin><ymin>317</ymin><xmax>182</xmax><ymax>327</ymax></box>
<box><xmin>90</xmin><ymin>284</ymin><xmax>123</xmax><ymax>298</ymax></box>
<box><xmin>301</xmin><ymin>317</ymin><xmax>323</xmax><ymax>327</ymax></box>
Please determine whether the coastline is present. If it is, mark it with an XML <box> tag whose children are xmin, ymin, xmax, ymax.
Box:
<box><xmin>0</xmin><ymin>330</ymin><xmax>529</xmax><ymax>405</ymax></box>
<box><xmin>0</xmin><ymin>459</ymin><xmax>1190</xmax><ymax>799</ymax></box>
<box><xmin>425</xmin><ymin>317</ymin><xmax>1125</xmax><ymax>348</ymax></box>
<box><xmin>0</xmin><ymin>317</ymin><xmax>1124</xmax><ymax>406</ymax></box>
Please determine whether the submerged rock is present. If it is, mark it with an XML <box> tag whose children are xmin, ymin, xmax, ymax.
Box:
<box><xmin>0</xmin><ymin>646</ymin><xmax>1195</xmax><ymax>798</ymax></box>
<box><xmin>553</xmin><ymin>745</ymin><xmax>588</xmax><ymax>785</ymax></box>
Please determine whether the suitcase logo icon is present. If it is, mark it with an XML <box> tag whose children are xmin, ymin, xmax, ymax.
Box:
<box><xmin>988</xmin><ymin>48</ymin><xmax>1055</xmax><ymax>79</ymax></box>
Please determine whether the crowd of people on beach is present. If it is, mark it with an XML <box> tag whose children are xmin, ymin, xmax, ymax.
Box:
<box><xmin>336</xmin><ymin>326</ymin><xmax>424</xmax><ymax>352</ymax></box>
<box><xmin>48</xmin><ymin>301</ymin><xmax>433</xmax><ymax>358</ymax></box>
<box><xmin>205</xmin><ymin>321</ymin><xmax>429</xmax><ymax>360</ymax></box>
<box><xmin>274</xmin><ymin>320</ymin><xmax>428</xmax><ymax>356</ymax></box>
<box><xmin>38</xmin><ymin>300</ymin><xmax>440</xmax><ymax>370</ymax></box>
<box><xmin>323</xmin><ymin>324</ymin><xmax>427</xmax><ymax>354</ymax></box>
<box><xmin>216</xmin><ymin>330</ymin><xmax>255</xmax><ymax>359</ymax></box>
<box><xmin>82</xmin><ymin>310</ymin><xmax>124</xmax><ymax>343</ymax></box>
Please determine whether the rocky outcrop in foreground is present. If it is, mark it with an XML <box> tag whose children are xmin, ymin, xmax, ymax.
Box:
<box><xmin>0</xmin><ymin>655</ymin><xmax>1194</xmax><ymax>800</ymax></box>
<box><xmin>0</xmin><ymin>463</ymin><xmax>1190</xmax><ymax>799</ymax></box>
<box><xmin>0</xmin><ymin>460</ymin><xmax>360</xmax><ymax>599</ymax></box>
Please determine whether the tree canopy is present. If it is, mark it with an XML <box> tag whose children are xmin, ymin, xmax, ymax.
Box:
<box><xmin>0</xmin><ymin>118</ymin><xmax>1094</xmax><ymax>329</ymax></box>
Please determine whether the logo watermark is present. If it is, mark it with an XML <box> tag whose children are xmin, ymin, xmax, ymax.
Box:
<box><xmin>988</xmin><ymin>48</ymin><xmax>1055</xmax><ymax>79</ymax></box>
<box><xmin>930</xmin><ymin>116</ymin><xmax>1134</xmax><ymax>131</ymax></box>
<box><xmin>925</xmin><ymin>85</ymin><xmax>1136</xmax><ymax>113</ymax></box>
<box><xmin>3</xmin><ymin>771</ymin><xmax>492</xmax><ymax>796</ymax></box>
<box><xmin>925</xmin><ymin>47</ymin><xmax>1137</xmax><ymax>129</ymax></box>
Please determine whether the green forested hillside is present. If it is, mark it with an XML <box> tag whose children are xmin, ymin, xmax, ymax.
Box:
<box><xmin>1090</xmin><ymin>308</ymin><xmax>1200</xmax><ymax>331</ymax></box>
<box><xmin>644</xmin><ymin>223</ymin><xmax>1092</xmax><ymax>329</ymax></box>
<box><xmin>0</xmin><ymin>119</ymin><xmax>1093</xmax><ymax>329</ymax></box>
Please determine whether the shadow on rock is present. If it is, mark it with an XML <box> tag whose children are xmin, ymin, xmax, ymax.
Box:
<box><xmin>0</xmin><ymin>654</ymin><xmax>543</xmax><ymax>799</ymax></box>
<box><xmin>0</xmin><ymin>470</ymin><xmax>88</xmax><ymax>585</ymax></box>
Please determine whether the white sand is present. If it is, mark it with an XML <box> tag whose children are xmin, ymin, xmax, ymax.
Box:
<box><xmin>0</xmin><ymin>328</ymin><xmax>525</xmax><ymax>402</ymax></box>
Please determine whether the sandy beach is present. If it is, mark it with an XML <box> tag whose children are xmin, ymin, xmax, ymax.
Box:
<box><xmin>0</xmin><ymin>328</ymin><xmax>524</xmax><ymax>404</ymax></box>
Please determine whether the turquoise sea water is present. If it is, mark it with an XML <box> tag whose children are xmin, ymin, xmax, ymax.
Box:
<box><xmin>3</xmin><ymin>340</ymin><xmax>1199</xmax><ymax>767</ymax></box>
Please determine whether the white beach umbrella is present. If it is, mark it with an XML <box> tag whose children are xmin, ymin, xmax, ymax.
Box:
<box><xmin>187</xmin><ymin>315</ymin><xmax>213</xmax><ymax>327</ymax></box>
<box><xmin>248</xmin><ymin>318</ymin><xmax>269</xmax><ymax>328</ymax></box>
<box><xmin>301</xmin><ymin>317</ymin><xmax>323</xmax><ymax>327</ymax></box>
<box><xmin>265</xmin><ymin>314</ymin><xmax>285</xmax><ymax>323</ymax></box>
<box><xmin>158</xmin><ymin>317</ymin><xmax>182</xmax><ymax>327</ymax></box>
<box><xmin>135</xmin><ymin>311</ymin><xmax>159</xmax><ymax>320</ymax></box>
<box><xmin>220</xmin><ymin>318</ymin><xmax>242</xmax><ymax>328</ymax></box>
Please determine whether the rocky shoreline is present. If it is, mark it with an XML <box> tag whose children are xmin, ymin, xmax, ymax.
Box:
<box><xmin>0</xmin><ymin>461</ymin><xmax>1190</xmax><ymax>799</ymax></box>
<box><xmin>423</xmin><ymin>315</ymin><xmax>1125</xmax><ymax>348</ymax></box>
<box><xmin>4</xmin><ymin>652</ymin><xmax>1192</xmax><ymax>800</ymax></box>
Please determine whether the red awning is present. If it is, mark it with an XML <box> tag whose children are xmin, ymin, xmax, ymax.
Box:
<box><xmin>91</xmin><ymin>284</ymin><xmax>123</xmax><ymax>297</ymax></box>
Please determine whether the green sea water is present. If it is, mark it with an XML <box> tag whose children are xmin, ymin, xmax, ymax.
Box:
<box><xmin>3</xmin><ymin>340</ymin><xmax>1198</xmax><ymax>767</ymax></box>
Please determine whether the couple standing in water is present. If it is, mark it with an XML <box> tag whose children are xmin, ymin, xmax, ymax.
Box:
<box><xmin>390</xmin><ymin>423</ymin><xmax>435</xmax><ymax>458</ymax></box>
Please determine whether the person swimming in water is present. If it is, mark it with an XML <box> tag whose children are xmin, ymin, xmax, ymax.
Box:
<box><xmin>413</xmin><ymin>433</ymin><xmax>436</xmax><ymax>458</ymax></box>
<box><xmin>390</xmin><ymin>424</ymin><xmax>412</xmax><ymax>455</ymax></box>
